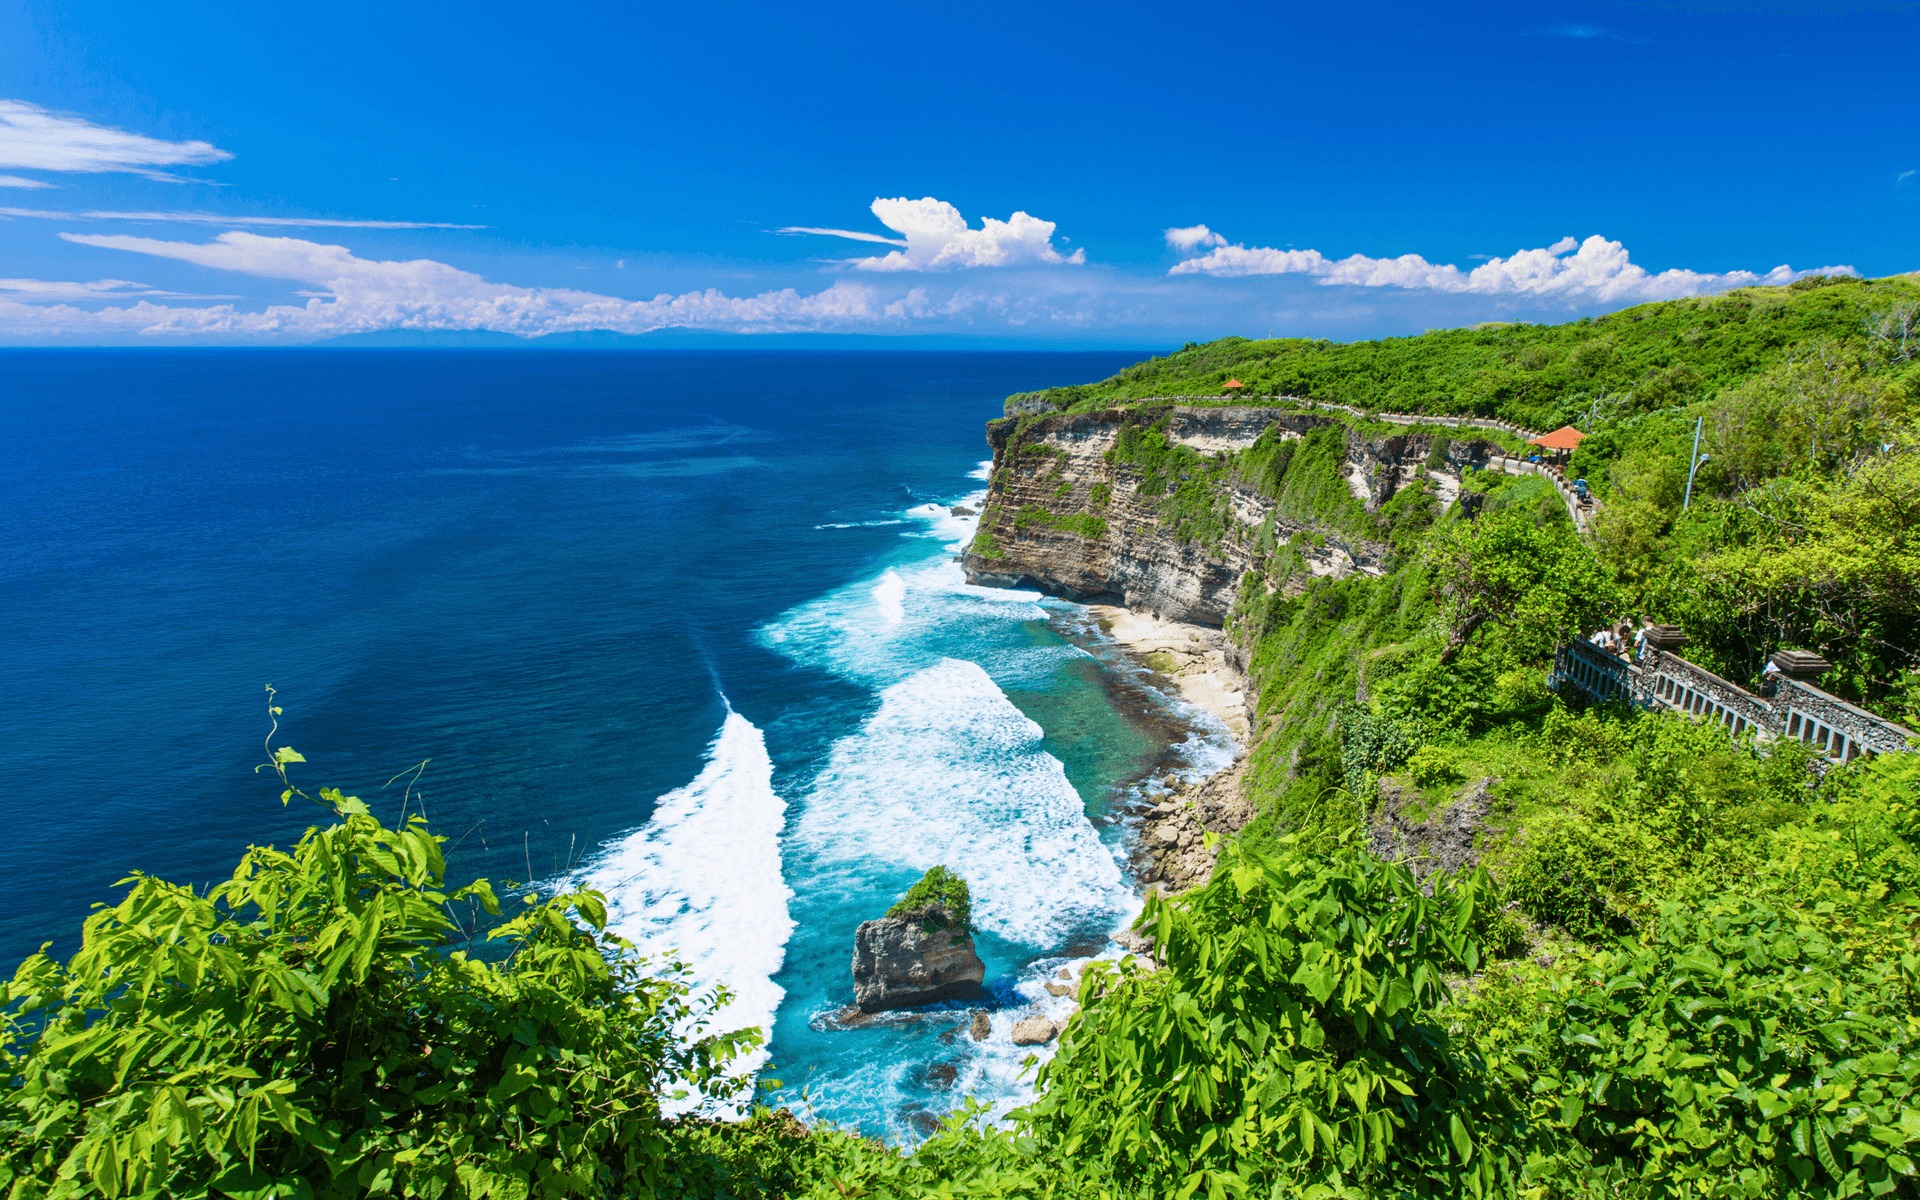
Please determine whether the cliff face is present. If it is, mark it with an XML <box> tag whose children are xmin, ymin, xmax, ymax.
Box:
<box><xmin>962</xmin><ymin>404</ymin><xmax>1498</xmax><ymax>627</ymax></box>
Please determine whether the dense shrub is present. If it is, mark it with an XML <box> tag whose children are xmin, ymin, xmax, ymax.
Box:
<box><xmin>0</xmin><ymin>765</ymin><xmax>753</xmax><ymax>1198</ymax></box>
<box><xmin>886</xmin><ymin>865</ymin><xmax>973</xmax><ymax>935</ymax></box>
<box><xmin>1024</xmin><ymin>840</ymin><xmax>1521</xmax><ymax>1197</ymax></box>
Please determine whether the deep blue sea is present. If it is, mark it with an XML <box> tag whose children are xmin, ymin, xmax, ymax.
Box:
<box><xmin>0</xmin><ymin>349</ymin><xmax>1234</xmax><ymax>1136</ymax></box>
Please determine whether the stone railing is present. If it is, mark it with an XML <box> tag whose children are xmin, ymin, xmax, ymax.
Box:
<box><xmin>1553</xmin><ymin>642</ymin><xmax>1915</xmax><ymax>764</ymax></box>
<box><xmin>1552</xmin><ymin>638</ymin><xmax>1639</xmax><ymax>705</ymax></box>
<box><xmin>1640</xmin><ymin>649</ymin><xmax>1776</xmax><ymax>743</ymax></box>
<box><xmin>1773</xmin><ymin>676</ymin><xmax>1917</xmax><ymax>760</ymax></box>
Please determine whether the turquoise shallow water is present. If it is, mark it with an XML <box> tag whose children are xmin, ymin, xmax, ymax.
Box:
<box><xmin>0</xmin><ymin>348</ymin><xmax>1231</xmax><ymax>1136</ymax></box>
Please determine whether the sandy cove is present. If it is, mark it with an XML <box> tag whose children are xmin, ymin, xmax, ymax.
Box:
<box><xmin>1085</xmin><ymin>605</ymin><xmax>1251</xmax><ymax>744</ymax></box>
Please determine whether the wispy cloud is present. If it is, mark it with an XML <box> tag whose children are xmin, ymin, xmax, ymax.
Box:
<box><xmin>783</xmin><ymin>197</ymin><xmax>1085</xmax><ymax>271</ymax></box>
<box><xmin>0</xmin><ymin>277</ymin><xmax>237</xmax><ymax>301</ymax></box>
<box><xmin>1898</xmin><ymin>169</ymin><xmax>1916</xmax><ymax>186</ymax></box>
<box><xmin>1</xmin><ymin>206</ymin><xmax>485</xmax><ymax>229</ymax></box>
<box><xmin>0</xmin><ymin>229</ymin><xmax>1132</xmax><ymax>342</ymax></box>
<box><xmin>0</xmin><ymin>230</ymin><xmax>975</xmax><ymax>338</ymax></box>
<box><xmin>0</xmin><ymin>174</ymin><xmax>57</xmax><ymax>189</ymax></box>
<box><xmin>1165</xmin><ymin>224</ymin><xmax>1227</xmax><ymax>252</ymax></box>
<box><xmin>0</xmin><ymin>100</ymin><xmax>232</xmax><ymax>182</ymax></box>
<box><xmin>775</xmin><ymin>225</ymin><xmax>907</xmax><ymax>247</ymax></box>
<box><xmin>1525</xmin><ymin>23</ymin><xmax>1640</xmax><ymax>40</ymax></box>
<box><xmin>1166</xmin><ymin>231</ymin><xmax>1855</xmax><ymax>303</ymax></box>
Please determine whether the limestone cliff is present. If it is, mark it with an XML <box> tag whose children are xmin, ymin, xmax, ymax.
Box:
<box><xmin>961</xmin><ymin>402</ymin><xmax>1508</xmax><ymax>893</ymax></box>
<box><xmin>962</xmin><ymin>404</ymin><xmax>1500</xmax><ymax>627</ymax></box>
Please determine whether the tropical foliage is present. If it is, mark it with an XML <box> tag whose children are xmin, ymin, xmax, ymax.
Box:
<box><xmin>885</xmin><ymin>866</ymin><xmax>973</xmax><ymax>935</ymax></box>
<box><xmin>0</xmin><ymin>748</ymin><xmax>755</xmax><ymax>1200</ymax></box>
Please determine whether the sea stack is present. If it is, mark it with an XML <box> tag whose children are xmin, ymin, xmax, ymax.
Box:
<box><xmin>851</xmin><ymin>866</ymin><xmax>987</xmax><ymax>1013</ymax></box>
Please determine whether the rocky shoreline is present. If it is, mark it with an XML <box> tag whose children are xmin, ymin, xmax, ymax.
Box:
<box><xmin>1057</xmin><ymin>601</ymin><xmax>1261</xmax><ymax>898</ymax></box>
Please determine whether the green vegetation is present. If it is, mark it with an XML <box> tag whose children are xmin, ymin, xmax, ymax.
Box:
<box><xmin>885</xmin><ymin>866</ymin><xmax>973</xmax><ymax>936</ymax></box>
<box><xmin>968</xmin><ymin>525</ymin><xmax>1007</xmax><ymax>560</ymax></box>
<box><xmin>1012</xmin><ymin>503</ymin><xmax>1106</xmax><ymax>542</ymax></box>
<box><xmin>0</xmin><ymin>731</ymin><xmax>756</xmax><ymax>1200</ymax></box>
<box><xmin>1102</xmin><ymin>414</ymin><xmax>1372</xmax><ymax>550</ymax></box>
<box><xmin>1005</xmin><ymin>274</ymin><xmax>1920</xmax><ymax>435</ymax></box>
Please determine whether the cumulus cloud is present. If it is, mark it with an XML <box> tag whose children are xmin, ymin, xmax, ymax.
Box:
<box><xmin>788</xmin><ymin>197</ymin><xmax>1085</xmax><ymax>271</ymax></box>
<box><xmin>1164</xmin><ymin>224</ymin><xmax>1227</xmax><ymax>252</ymax></box>
<box><xmin>1167</xmin><ymin>231</ymin><xmax>1856</xmax><ymax>303</ymax></box>
<box><xmin>0</xmin><ymin>230</ymin><xmax>1098</xmax><ymax>340</ymax></box>
<box><xmin>2</xmin><ymin>206</ymin><xmax>484</xmax><ymax>229</ymax></box>
<box><xmin>0</xmin><ymin>100</ymin><xmax>232</xmax><ymax>182</ymax></box>
<box><xmin>0</xmin><ymin>277</ymin><xmax>237</xmax><ymax>301</ymax></box>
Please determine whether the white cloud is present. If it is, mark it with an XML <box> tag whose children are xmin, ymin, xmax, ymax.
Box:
<box><xmin>1164</xmin><ymin>224</ymin><xmax>1227</xmax><ymax>252</ymax></box>
<box><xmin>1167</xmin><ymin>231</ymin><xmax>1856</xmax><ymax>303</ymax></box>
<box><xmin>2</xmin><ymin>206</ymin><xmax>484</xmax><ymax>229</ymax></box>
<box><xmin>0</xmin><ymin>277</ymin><xmax>237</xmax><ymax>300</ymax></box>
<box><xmin>775</xmin><ymin>225</ymin><xmax>907</xmax><ymax>247</ymax></box>
<box><xmin>838</xmin><ymin>197</ymin><xmax>1085</xmax><ymax>271</ymax></box>
<box><xmin>0</xmin><ymin>174</ymin><xmax>56</xmax><ymax>189</ymax></box>
<box><xmin>1</xmin><ymin>230</ymin><xmax>988</xmax><ymax>339</ymax></box>
<box><xmin>0</xmin><ymin>100</ymin><xmax>232</xmax><ymax>181</ymax></box>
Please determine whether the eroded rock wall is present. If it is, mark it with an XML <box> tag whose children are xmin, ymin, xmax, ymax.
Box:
<box><xmin>963</xmin><ymin>405</ymin><xmax>1492</xmax><ymax>626</ymax></box>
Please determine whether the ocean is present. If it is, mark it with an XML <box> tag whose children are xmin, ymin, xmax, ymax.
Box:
<box><xmin>0</xmin><ymin>348</ymin><xmax>1233</xmax><ymax>1137</ymax></box>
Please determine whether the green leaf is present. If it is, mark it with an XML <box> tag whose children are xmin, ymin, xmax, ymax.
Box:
<box><xmin>211</xmin><ymin>1164</ymin><xmax>279</xmax><ymax>1200</ymax></box>
<box><xmin>1450</xmin><ymin>1113</ymin><xmax>1474</xmax><ymax>1164</ymax></box>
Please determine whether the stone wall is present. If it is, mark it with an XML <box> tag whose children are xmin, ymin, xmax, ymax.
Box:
<box><xmin>1554</xmin><ymin>642</ymin><xmax>1915</xmax><ymax>763</ymax></box>
<box><xmin>963</xmin><ymin>406</ymin><xmax>1396</xmax><ymax>625</ymax></box>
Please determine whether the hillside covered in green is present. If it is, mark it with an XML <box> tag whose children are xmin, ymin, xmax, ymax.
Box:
<box><xmin>4</xmin><ymin>277</ymin><xmax>1918</xmax><ymax>1199</ymax></box>
<box><xmin>1007</xmin><ymin>273</ymin><xmax>1920</xmax><ymax>435</ymax></box>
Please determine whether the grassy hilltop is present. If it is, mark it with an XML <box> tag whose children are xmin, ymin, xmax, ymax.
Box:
<box><xmin>1007</xmin><ymin>273</ymin><xmax>1920</xmax><ymax>432</ymax></box>
<box><xmin>4</xmin><ymin>277</ymin><xmax>1919</xmax><ymax>1199</ymax></box>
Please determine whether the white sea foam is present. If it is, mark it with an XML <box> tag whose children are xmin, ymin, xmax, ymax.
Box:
<box><xmin>790</xmin><ymin>657</ymin><xmax>1128</xmax><ymax>945</ymax></box>
<box><xmin>872</xmin><ymin>569</ymin><xmax>906</xmax><ymax>628</ymax></box>
<box><xmin>814</xmin><ymin>519</ymin><xmax>907</xmax><ymax>529</ymax></box>
<box><xmin>758</xmin><ymin>494</ymin><xmax>1059</xmax><ymax>687</ymax></box>
<box><xmin>968</xmin><ymin>459</ymin><xmax>993</xmax><ymax>481</ymax></box>
<box><xmin>572</xmin><ymin>710</ymin><xmax>794</xmax><ymax>1111</ymax></box>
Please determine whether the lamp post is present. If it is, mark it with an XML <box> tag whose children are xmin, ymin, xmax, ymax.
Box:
<box><xmin>1683</xmin><ymin>416</ymin><xmax>1710</xmax><ymax>513</ymax></box>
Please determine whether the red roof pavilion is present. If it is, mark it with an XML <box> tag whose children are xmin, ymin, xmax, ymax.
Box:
<box><xmin>1528</xmin><ymin>425</ymin><xmax>1587</xmax><ymax>451</ymax></box>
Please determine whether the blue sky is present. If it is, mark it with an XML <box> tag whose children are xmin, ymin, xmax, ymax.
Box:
<box><xmin>0</xmin><ymin>0</ymin><xmax>1914</xmax><ymax>346</ymax></box>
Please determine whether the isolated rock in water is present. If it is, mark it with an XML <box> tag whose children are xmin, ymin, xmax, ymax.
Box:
<box><xmin>851</xmin><ymin>918</ymin><xmax>986</xmax><ymax>1012</ymax></box>
<box><xmin>1044</xmin><ymin>981</ymin><xmax>1074</xmax><ymax>997</ymax></box>
<box><xmin>853</xmin><ymin>866</ymin><xmax>986</xmax><ymax>1012</ymax></box>
<box><xmin>1010</xmin><ymin>1015</ymin><xmax>1058</xmax><ymax>1046</ymax></box>
<box><xmin>969</xmin><ymin>1011</ymin><xmax>990</xmax><ymax>1042</ymax></box>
